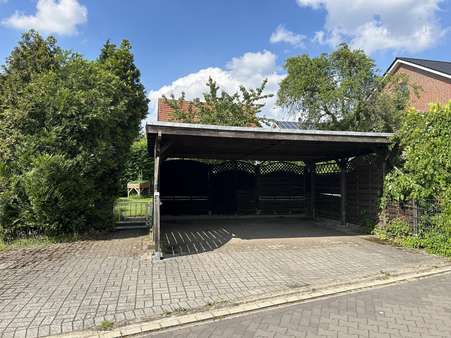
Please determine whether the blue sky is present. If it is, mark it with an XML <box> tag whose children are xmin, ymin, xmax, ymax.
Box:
<box><xmin>1</xmin><ymin>0</ymin><xmax>450</xmax><ymax>120</ymax></box>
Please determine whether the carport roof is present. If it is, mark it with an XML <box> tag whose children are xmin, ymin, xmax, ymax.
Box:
<box><xmin>146</xmin><ymin>121</ymin><xmax>393</xmax><ymax>161</ymax></box>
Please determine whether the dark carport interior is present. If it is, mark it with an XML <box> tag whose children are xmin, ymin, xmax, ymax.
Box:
<box><xmin>147</xmin><ymin>121</ymin><xmax>392</xmax><ymax>258</ymax></box>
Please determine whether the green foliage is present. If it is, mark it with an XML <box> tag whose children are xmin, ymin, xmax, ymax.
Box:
<box><xmin>22</xmin><ymin>154</ymin><xmax>92</xmax><ymax>235</ymax></box>
<box><xmin>375</xmin><ymin>220</ymin><xmax>450</xmax><ymax>257</ymax></box>
<box><xmin>379</xmin><ymin>101</ymin><xmax>451</xmax><ymax>256</ymax></box>
<box><xmin>0</xmin><ymin>31</ymin><xmax>148</xmax><ymax>240</ymax></box>
<box><xmin>98</xmin><ymin>320</ymin><xmax>114</xmax><ymax>331</ymax></box>
<box><xmin>417</xmin><ymin>230</ymin><xmax>451</xmax><ymax>256</ymax></box>
<box><xmin>120</xmin><ymin>136</ymin><xmax>153</xmax><ymax>194</ymax></box>
<box><xmin>164</xmin><ymin>77</ymin><xmax>273</xmax><ymax>127</ymax></box>
<box><xmin>277</xmin><ymin>43</ymin><xmax>415</xmax><ymax>132</ymax></box>
<box><xmin>374</xmin><ymin>218</ymin><xmax>411</xmax><ymax>240</ymax></box>
<box><xmin>384</xmin><ymin>102</ymin><xmax>451</xmax><ymax>203</ymax></box>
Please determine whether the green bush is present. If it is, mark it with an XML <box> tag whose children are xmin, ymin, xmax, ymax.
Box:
<box><xmin>419</xmin><ymin>230</ymin><xmax>451</xmax><ymax>256</ymax></box>
<box><xmin>22</xmin><ymin>154</ymin><xmax>96</xmax><ymax>236</ymax></box>
<box><xmin>375</xmin><ymin>219</ymin><xmax>450</xmax><ymax>256</ymax></box>
<box><xmin>379</xmin><ymin>102</ymin><xmax>451</xmax><ymax>256</ymax></box>
<box><xmin>382</xmin><ymin>218</ymin><xmax>411</xmax><ymax>239</ymax></box>
<box><xmin>0</xmin><ymin>31</ymin><xmax>148</xmax><ymax>240</ymax></box>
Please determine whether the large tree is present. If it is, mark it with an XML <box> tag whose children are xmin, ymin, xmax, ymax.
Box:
<box><xmin>0</xmin><ymin>31</ymin><xmax>148</xmax><ymax>239</ymax></box>
<box><xmin>164</xmin><ymin>77</ymin><xmax>272</xmax><ymax>127</ymax></box>
<box><xmin>277</xmin><ymin>44</ymin><xmax>415</xmax><ymax>132</ymax></box>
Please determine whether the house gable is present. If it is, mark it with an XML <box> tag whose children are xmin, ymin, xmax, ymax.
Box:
<box><xmin>386</xmin><ymin>58</ymin><xmax>451</xmax><ymax>112</ymax></box>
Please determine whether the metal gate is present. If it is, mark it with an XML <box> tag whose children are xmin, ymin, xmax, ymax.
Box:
<box><xmin>114</xmin><ymin>200</ymin><xmax>153</xmax><ymax>230</ymax></box>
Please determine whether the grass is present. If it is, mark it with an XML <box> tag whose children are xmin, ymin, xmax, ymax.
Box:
<box><xmin>114</xmin><ymin>196</ymin><xmax>153</xmax><ymax>220</ymax></box>
<box><xmin>98</xmin><ymin>320</ymin><xmax>114</xmax><ymax>331</ymax></box>
<box><xmin>0</xmin><ymin>234</ymin><xmax>81</xmax><ymax>252</ymax></box>
<box><xmin>117</xmin><ymin>196</ymin><xmax>152</xmax><ymax>203</ymax></box>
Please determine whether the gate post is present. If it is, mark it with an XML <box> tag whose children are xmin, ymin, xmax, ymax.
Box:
<box><xmin>153</xmin><ymin>132</ymin><xmax>162</xmax><ymax>260</ymax></box>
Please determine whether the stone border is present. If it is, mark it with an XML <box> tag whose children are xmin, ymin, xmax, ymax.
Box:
<box><xmin>50</xmin><ymin>265</ymin><xmax>451</xmax><ymax>338</ymax></box>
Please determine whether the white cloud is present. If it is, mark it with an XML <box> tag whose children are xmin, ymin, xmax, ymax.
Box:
<box><xmin>298</xmin><ymin>0</ymin><xmax>446</xmax><ymax>54</ymax></box>
<box><xmin>312</xmin><ymin>31</ymin><xmax>325</xmax><ymax>44</ymax></box>
<box><xmin>270</xmin><ymin>25</ymin><xmax>306</xmax><ymax>48</ymax></box>
<box><xmin>2</xmin><ymin>0</ymin><xmax>87</xmax><ymax>36</ymax></box>
<box><xmin>147</xmin><ymin>51</ymin><xmax>289</xmax><ymax>122</ymax></box>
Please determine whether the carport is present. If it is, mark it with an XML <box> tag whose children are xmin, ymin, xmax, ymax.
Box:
<box><xmin>146</xmin><ymin>121</ymin><xmax>392</xmax><ymax>258</ymax></box>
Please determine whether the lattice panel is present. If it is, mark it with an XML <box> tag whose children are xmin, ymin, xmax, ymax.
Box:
<box><xmin>211</xmin><ymin>160</ymin><xmax>255</xmax><ymax>175</ymax></box>
<box><xmin>260</xmin><ymin>161</ymin><xmax>305</xmax><ymax>176</ymax></box>
<box><xmin>315</xmin><ymin>161</ymin><xmax>340</xmax><ymax>175</ymax></box>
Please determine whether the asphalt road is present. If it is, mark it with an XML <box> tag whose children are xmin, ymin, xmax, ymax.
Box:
<box><xmin>145</xmin><ymin>272</ymin><xmax>451</xmax><ymax>338</ymax></box>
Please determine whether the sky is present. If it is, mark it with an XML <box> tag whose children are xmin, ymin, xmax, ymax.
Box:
<box><xmin>0</xmin><ymin>0</ymin><xmax>450</xmax><ymax>121</ymax></box>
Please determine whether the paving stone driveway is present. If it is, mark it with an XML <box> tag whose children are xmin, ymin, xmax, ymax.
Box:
<box><xmin>148</xmin><ymin>272</ymin><xmax>451</xmax><ymax>338</ymax></box>
<box><xmin>0</xmin><ymin>218</ymin><xmax>449</xmax><ymax>338</ymax></box>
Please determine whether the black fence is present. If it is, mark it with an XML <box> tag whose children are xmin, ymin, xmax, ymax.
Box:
<box><xmin>384</xmin><ymin>200</ymin><xmax>442</xmax><ymax>234</ymax></box>
<box><xmin>161</xmin><ymin>160</ymin><xmax>307</xmax><ymax>216</ymax></box>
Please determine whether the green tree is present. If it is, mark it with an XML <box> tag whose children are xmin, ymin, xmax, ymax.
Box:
<box><xmin>164</xmin><ymin>77</ymin><xmax>272</xmax><ymax>127</ymax></box>
<box><xmin>120</xmin><ymin>136</ymin><xmax>153</xmax><ymax>193</ymax></box>
<box><xmin>277</xmin><ymin>44</ymin><xmax>415</xmax><ymax>132</ymax></box>
<box><xmin>0</xmin><ymin>31</ymin><xmax>148</xmax><ymax>239</ymax></box>
<box><xmin>0</xmin><ymin>31</ymin><xmax>63</xmax><ymax>164</ymax></box>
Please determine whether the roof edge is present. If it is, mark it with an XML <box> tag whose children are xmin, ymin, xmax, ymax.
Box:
<box><xmin>146</xmin><ymin>121</ymin><xmax>393</xmax><ymax>139</ymax></box>
<box><xmin>385</xmin><ymin>58</ymin><xmax>451</xmax><ymax>80</ymax></box>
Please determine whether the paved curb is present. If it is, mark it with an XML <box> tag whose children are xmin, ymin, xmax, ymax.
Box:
<box><xmin>50</xmin><ymin>265</ymin><xmax>451</xmax><ymax>338</ymax></box>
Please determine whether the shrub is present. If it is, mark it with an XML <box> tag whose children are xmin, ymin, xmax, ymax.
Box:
<box><xmin>379</xmin><ymin>102</ymin><xmax>451</xmax><ymax>256</ymax></box>
<box><xmin>384</xmin><ymin>218</ymin><xmax>411</xmax><ymax>239</ymax></box>
<box><xmin>420</xmin><ymin>230</ymin><xmax>451</xmax><ymax>256</ymax></box>
<box><xmin>22</xmin><ymin>154</ymin><xmax>94</xmax><ymax>236</ymax></box>
<box><xmin>0</xmin><ymin>31</ymin><xmax>148</xmax><ymax>240</ymax></box>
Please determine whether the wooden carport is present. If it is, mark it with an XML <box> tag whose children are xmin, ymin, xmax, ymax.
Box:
<box><xmin>147</xmin><ymin>121</ymin><xmax>392</xmax><ymax>259</ymax></box>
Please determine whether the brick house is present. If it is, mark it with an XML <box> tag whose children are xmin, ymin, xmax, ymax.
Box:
<box><xmin>157</xmin><ymin>98</ymin><xmax>196</xmax><ymax>122</ymax></box>
<box><xmin>157</xmin><ymin>98</ymin><xmax>257</xmax><ymax>126</ymax></box>
<box><xmin>385</xmin><ymin>57</ymin><xmax>451</xmax><ymax>111</ymax></box>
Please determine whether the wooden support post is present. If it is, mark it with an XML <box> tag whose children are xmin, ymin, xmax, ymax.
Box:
<box><xmin>153</xmin><ymin>132</ymin><xmax>162</xmax><ymax>259</ymax></box>
<box><xmin>379</xmin><ymin>149</ymin><xmax>390</xmax><ymax>226</ymax></box>
<box><xmin>339</xmin><ymin>158</ymin><xmax>348</xmax><ymax>226</ymax></box>
<box><xmin>255</xmin><ymin>162</ymin><xmax>261</xmax><ymax>214</ymax></box>
<box><xmin>233</xmin><ymin>161</ymin><xmax>238</xmax><ymax>215</ymax></box>
<box><xmin>380</xmin><ymin>149</ymin><xmax>390</xmax><ymax>186</ymax></box>
<box><xmin>311</xmin><ymin>163</ymin><xmax>316</xmax><ymax>219</ymax></box>
<box><xmin>207</xmin><ymin>164</ymin><xmax>213</xmax><ymax>216</ymax></box>
<box><xmin>303</xmin><ymin>163</ymin><xmax>308</xmax><ymax>216</ymax></box>
<box><xmin>306</xmin><ymin>162</ymin><xmax>316</xmax><ymax>219</ymax></box>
